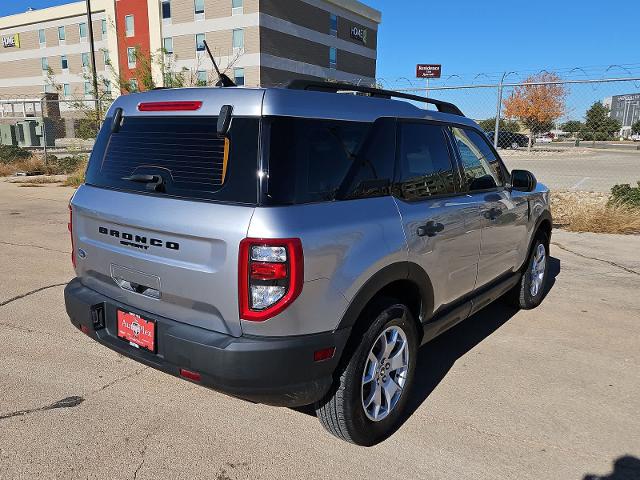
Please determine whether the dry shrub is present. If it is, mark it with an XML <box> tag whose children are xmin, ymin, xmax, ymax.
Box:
<box><xmin>63</xmin><ymin>159</ymin><xmax>88</xmax><ymax>188</ymax></box>
<box><xmin>552</xmin><ymin>191</ymin><xmax>640</xmax><ymax>234</ymax></box>
<box><xmin>0</xmin><ymin>156</ymin><xmax>47</xmax><ymax>177</ymax></box>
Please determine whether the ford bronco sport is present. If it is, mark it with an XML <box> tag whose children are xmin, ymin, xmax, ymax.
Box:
<box><xmin>64</xmin><ymin>81</ymin><xmax>552</xmax><ymax>446</ymax></box>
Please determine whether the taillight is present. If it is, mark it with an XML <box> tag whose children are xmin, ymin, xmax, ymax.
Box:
<box><xmin>239</xmin><ymin>238</ymin><xmax>303</xmax><ymax>322</ymax></box>
<box><xmin>68</xmin><ymin>204</ymin><xmax>76</xmax><ymax>268</ymax></box>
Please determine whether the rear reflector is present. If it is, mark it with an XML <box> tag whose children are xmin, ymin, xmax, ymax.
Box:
<box><xmin>80</xmin><ymin>325</ymin><xmax>90</xmax><ymax>335</ymax></box>
<box><xmin>314</xmin><ymin>347</ymin><xmax>336</xmax><ymax>362</ymax></box>
<box><xmin>179</xmin><ymin>368</ymin><xmax>201</xmax><ymax>382</ymax></box>
<box><xmin>138</xmin><ymin>101</ymin><xmax>203</xmax><ymax>112</ymax></box>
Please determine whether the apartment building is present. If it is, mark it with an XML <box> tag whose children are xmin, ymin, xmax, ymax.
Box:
<box><xmin>0</xmin><ymin>0</ymin><xmax>380</xmax><ymax>100</ymax></box>
<box><xmin>0</xmin><ymin>1</ymin><xmax>118</xmax><ymax>100</ymax></box>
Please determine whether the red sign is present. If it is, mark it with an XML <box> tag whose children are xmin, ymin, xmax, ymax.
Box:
<box><xmin>117</xmin><ymin>310</ymin><xmax>156</xmax><ymax>352</ymax></box>
<box><xmin>416</xmin><ymin>64</ymin><xmax>442</xmax><ymax>79</ymax></box>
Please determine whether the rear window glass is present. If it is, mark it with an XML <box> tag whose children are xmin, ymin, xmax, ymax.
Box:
<box><xmin>86</xmin><ymin>116</ymin><xmax>259</xmax><ymax>204</ymax></box>
<box><xmin>265</xmin><ymin>117</ymin><xmax>395</xmax><ymax>205</ymax></box>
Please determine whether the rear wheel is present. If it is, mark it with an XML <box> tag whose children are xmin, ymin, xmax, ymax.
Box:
<box><xmin>507</xmin><ymin>232</ymin><xmax>549</xmax><ymax>309</ymax></box>
<box><xmin>315</xmin><ymin>301</ymin><xmax>418</xmax><ymax>446</ymax></box>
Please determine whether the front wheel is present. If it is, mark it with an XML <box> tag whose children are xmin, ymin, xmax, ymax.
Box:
<box><xmin>507</xmin><ymin>233</ymin><xmax>549</xmax><ymax>309</ymax></box>
<box><xmin>315</xmin><ymin>301</ymin><xmax>418</xmax><ymax>446</ymax></box>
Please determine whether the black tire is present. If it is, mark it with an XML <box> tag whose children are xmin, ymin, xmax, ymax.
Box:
<box><xmin>507</xmin><ymin>232</ymin><xmax>549</xmax><ymax>309</ymax></box>
<box><xmin>315</xmin><ymin>300</ymin><xmax>418</xmax><ymax>446</ymax></box>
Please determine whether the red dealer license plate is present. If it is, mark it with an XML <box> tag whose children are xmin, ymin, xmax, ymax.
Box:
<box><xmin>117</xmin><ymin>310</ymin><xmax>156</xmax><ymax>352</ymax></box>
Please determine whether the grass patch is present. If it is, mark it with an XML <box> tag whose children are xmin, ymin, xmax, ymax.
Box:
<box><xmin>11</xmin><ymin>176</ymin><xmax>62</xmax><ymax>185</ymax></box>
<box><xmin>63</xmin><ymin>159</ymin><xmax>88</xmax><ymax>187</ymax></box>
<box><xmin>552</xmin><ymin>191</ymin><xmax>640</xmax><ymax>234</ymax></box>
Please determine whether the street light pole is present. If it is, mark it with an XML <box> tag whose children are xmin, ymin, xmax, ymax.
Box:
<box><xmin>85</xmin><ymin>0</ymin><xmax>99</xmax><ymax>99</ymax></box>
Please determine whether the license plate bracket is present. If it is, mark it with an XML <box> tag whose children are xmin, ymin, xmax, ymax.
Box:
<box><xmin>117</xmin><ymin>310</ymin><xmax>156</xmax><ymax>352</ymax></box>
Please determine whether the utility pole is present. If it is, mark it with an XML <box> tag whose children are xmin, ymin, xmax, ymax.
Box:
<box><xmin>85</xmin><ymin>0</ymin><xmax>99</xmax><ymax>97</ymax></box>
<box><xmin>85</xmin><ymin>0</ymin><xmax>100</xmax><ymax>126</ymax></box>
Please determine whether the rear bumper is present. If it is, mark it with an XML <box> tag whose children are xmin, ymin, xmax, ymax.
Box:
<box><xmin>64</xmin><ymin>278</ymin><xmax>349</xmax><ymax>407</ymax></box>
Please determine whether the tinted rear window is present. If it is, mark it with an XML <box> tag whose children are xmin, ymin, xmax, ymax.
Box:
<box><xmin>86</xmin><ymin>116</ymin><xmax>259</xmax><ymax>204</ymax></box>
<box><xmin>265</xmin><ymin>117</ymin><xmax>395</xmax><ymax>205</ymax></box>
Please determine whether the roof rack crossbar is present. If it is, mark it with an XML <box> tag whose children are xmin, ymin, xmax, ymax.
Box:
<box><xmin>285</xmin><ymin>80</ymin><xmax>465</xmax><ymax>116</ymax></box>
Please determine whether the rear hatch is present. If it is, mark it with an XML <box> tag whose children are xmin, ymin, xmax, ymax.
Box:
<box><xmin>71</xmin><ymin>89</ymin><xmax>263</xmax><ymax>337</ymax></box>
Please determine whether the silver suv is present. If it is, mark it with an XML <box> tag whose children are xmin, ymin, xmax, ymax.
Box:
<box><xmin>65</xmin><ymin>81</ymin><xmax>552</xmax><ymax>446</ymax></box>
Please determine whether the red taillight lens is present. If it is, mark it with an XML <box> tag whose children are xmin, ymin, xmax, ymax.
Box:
<box><xmin>68</xmin><ymin>204</ymin><xmax>76</xmax><ymax>268</ymax></box>
<box><xmin>137</xmin><ymin>101</ymin><xmax>203</xmax><ymax>112</ymax></box>
<box><xmin>250</xmin><ymin>262</ymin><xmax>287</xmax><ymax>280</ymax></box>
<box><xmin>239</xmin><ymin>238</ymin><xmax>303</xmax><ymax>322</ymax></box>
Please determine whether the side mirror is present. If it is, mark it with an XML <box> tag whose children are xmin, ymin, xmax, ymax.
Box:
<box><xmin>217</xmin><ymin>104</ymin><xmax>233</xmax><ymax>137</ymax></box>
<box><xmin>510</xmin><ymin>169</ymin><xmax>537</xmax><ymax>192</ymax></box>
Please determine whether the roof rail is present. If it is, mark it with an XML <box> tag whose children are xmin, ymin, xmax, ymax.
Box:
<box><xmin>285</xmin><ymin>80</ymin><xmax>465</xmax><ymax>117</ymax></box>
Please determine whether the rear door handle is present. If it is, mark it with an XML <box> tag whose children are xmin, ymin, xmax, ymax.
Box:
<box><xmin>483</xmin><ymin>207</ymin><xmax>503</xmax><ymax>220</ymax></box>
<box><xmin>417</xmin><ymin>221</ymin><xmax>444</xmax><ymax>237</ymax></box>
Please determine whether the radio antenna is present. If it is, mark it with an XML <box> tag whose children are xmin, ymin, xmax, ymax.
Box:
<box><xmin>202</xmin><ymin>40</ymin><xmax>236</xmax><ymax>87</ymax></box>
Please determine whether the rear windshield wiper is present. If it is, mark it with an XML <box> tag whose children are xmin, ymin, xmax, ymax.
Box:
<box><xmin>122</xmin><ymin>174</ymin><xmax>166</xmax><ymax>192</ymax></box>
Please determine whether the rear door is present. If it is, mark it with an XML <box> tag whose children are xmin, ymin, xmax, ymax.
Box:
<box><xmin>450</xmin><ymin>127</ymin><xmax>529</xmax><ymax>289</ymax></box>
<box><xmin>393</xmin><ymin>121</ymin><xmax>482</xmax><ymax>313</ymax></box>
<box><xmin>71</xmin><ymin>113</ymin><xmax>261</xmax><ymax>337</ymax></box>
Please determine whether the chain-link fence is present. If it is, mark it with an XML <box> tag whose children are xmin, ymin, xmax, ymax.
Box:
<box><xmin>2</xmin><ymin>77</ymin><xmax>640</xmax><ymax>192</ymax></box>
<box><xmin>398</xmin><ymin>77</ymin><xmax>640</xmax><ymax>193</ymax></box>
<box><xmin>0</xmin><ymin>93</ymin><xmax>107</xmax><ymax>177</ymax></box>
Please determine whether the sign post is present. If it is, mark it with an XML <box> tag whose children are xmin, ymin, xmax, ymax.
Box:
<box><xmin>416</xmin><ymin>64</ymin><xmax>441</xmax><ymax>110</ymax></box>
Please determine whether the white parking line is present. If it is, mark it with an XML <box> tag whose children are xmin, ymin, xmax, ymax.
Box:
<box><xmin>571</xmin><ymin>177</ymin><xmax>590</xmax><ymax>190</ymax></box>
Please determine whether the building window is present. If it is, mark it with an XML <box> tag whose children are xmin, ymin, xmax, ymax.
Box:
<box><xmin>195</xmin><ymin>33</ymin><xmax>206</xmax><ymax>52</ymax></box>
<box><xmin>125</xmin><ymin>15</ymin><xmax>135</xmax><ymax>37</ymax></box>
<box><xmin>129</xmin><ymin>78</ymin><xmax>138</xmax><ymax>92</ymax></box>
<box><xmin>61</xmin><ymin>55</ymin><xmax>68</xmax><ymax>70</ymax></box>
<box><xmin>82</xmin><ymin>52</ymin><xmax>90</xmax><ymax>68</ymax></box>
<box><xmin>196</xmin><ymin>70</ymin><xmax>207</xmax><ymax>85</ymax></box>
<box><xmin>103</xmin><ymin>79</ymin><xmax>112</xmax><ymax>95</ymax></box>
<box><xmin>194</xmin><ymin>0</ymin><xmax>205</xmax><ymax>15</ymax></box>
<box><xmin>63</xmin><ymin>84</ymin><xmax>70</xmax><ymax>97</ymax></box>
<box><xmin>103</xmin><ymin>49</ymin><xmax>110</xmax><ymax>65</ymax></box>
<box><xmin>234</xmin><ymin>67</ymin><xmax>245</xmax><ymax>86</ymax></box>
<box><xmin>101</xmin><ymin>19</ymin><xmax>107</xmax><ymax>36</ymax></box>
<box><xmin>58</xmin><ymin>26</ymin><xmax>66</xmax><ymax>41</ymax></box>
<box><xmin>232</xmin><ymin>0</ymin><xmax>243</xmax><ymax>14</ymax></box>
<box><xmin>330</xmin><ymin>14</ymin><xmax>338</xmax><ymax>36</ymax></box>
<box><xmin>84</xmin><ymin>81</ymin><xmax>92</xmax><ymax>95</ymax></box>
<box><xmin>162</xmin><ymin>0</ymin><xmax>171</xmax><ymax>20</ymax></box>
<box><xmin>127</xmin><ymin>47</ymin><xmax>137</xmax><ymax>68</ymax></box>
<box><xmin>79</xmin><ymin>22</ymin><xmax>87</xmax><ymax>40</ymax></box>
<box><xmin>163</xmin><ymin>37</ymin><xmax>174</xmax><ymax>55</ymax></box>
<box><xmin>38</xmin><ymin>29</ymin><xmax>46</xmax><ymax>45</ymax></box>
<box><xmin>232</xmin><ymin>28</ymin><xmax>244</xmax><ymax>51</ymax></box>
<box><xmin>329</xmin><ymin>47</ymin><xmax>337</xmax><ymax>69</ymax></box>
<box><xmin>41</xmin><ymin>57</ymin><xmax>48</xmax><ymax>71</ymax></box>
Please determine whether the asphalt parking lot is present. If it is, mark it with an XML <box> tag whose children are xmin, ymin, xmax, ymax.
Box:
<box><xmin>1</xmin><ymin>180</ymin><xmax>639</xmax><ymax>480</ymax></box>
<box><xmin>503</xmin><ymin>149</ymin><xmax>640</xmax><ymax>192</ymax></box>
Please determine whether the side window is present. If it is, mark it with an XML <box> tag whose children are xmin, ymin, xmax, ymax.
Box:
<box><xmin>451</xmin><ymin>127</ymin><xmax>505</xmax><ymax>191</ymax></box>
<box><xmin>267</xmin><ymin>119</ymin><xmax>386</xmax><ymax>204</ymax></box>
<box><xmin>396</xmin><ymin>123</ymin><xmax>457</xmax><ymax>200</ymax></box>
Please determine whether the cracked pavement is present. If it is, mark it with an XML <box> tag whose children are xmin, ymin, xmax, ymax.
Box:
<box><xmin>1</xmin><ymin>180</ymin><xmax>639</xmax><ymax>480</ymax></box>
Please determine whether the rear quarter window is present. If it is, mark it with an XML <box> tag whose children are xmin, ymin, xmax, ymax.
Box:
<box><xmin>86</xmin><ymin>116</ymin><xmax>260</xmax><ymax>204</ymax></box>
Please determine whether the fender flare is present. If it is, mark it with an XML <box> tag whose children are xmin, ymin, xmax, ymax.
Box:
<box><xmin>336</xmin><ymin>261</ymin><xmax>434</xmax><ymax>331</ymax></box>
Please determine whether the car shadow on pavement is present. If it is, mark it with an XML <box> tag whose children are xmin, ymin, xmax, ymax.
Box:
<box><xmin>583</xmin><ymin>455</ymin><xmax>640</xmax><ymax>480</ymax></box>
<box><xmin>400</xmin><ymin>256</ymin><xmax>560</xmax><ymax>426</ymax></box>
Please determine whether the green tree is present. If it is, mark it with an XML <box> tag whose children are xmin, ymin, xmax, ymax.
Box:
<box><xmin>477</xmin><ymin>117</ymin><xmax>520</xmax><ymax>133</ymax></box>
<box><xmin>631</xmin><ymin>120</ymin><xmax>640</xmax><ymax>135</ymax></box>
<box><xmin>580</xmin><ymin>102</ymin><xmax>622</xmax><ymax>141</ymax></box>
<box><xmin>561</xmin><ymin>120</ymin><xmax>583</xmax><ymax>134</ymax></box>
